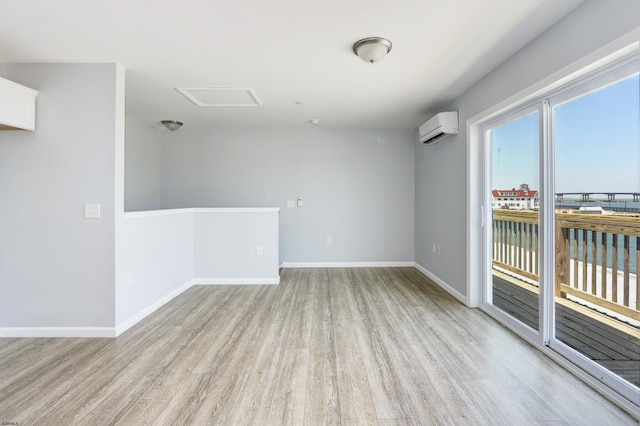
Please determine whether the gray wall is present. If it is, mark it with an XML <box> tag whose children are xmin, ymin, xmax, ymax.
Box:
<box><xmin>415</xmin><ymin>0</ymin><xmax>640</xmax><ymax>296</ymax></box>
<box><xmin>125</xmin><ymin>116</ymin><xmax>162</xmax><ymax>211</ymax></box>
<box><xmin>153</xmin><ymin>128</ymin><xmax>415</xmax><ymax>263</ymax></box>
<box><xmin>0</xmin><ymin>63</ymin><xmax>118</xmax><ymax>327</ymax></box>
<box><xmin>193</xmin><ymin>210</ymin><xmax>279</xmax><ymax>280</ymax></box>
<box><xmin>415</xmin><ymin>135</ymin><xmax>467</xmax><ymax>289</ymax></box>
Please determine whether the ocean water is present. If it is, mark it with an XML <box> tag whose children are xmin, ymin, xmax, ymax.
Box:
<box><xmin>567</xmin><ymin>230</ymin><xmax>637</xmax><ymax>275</ymax></box>
<box><xmin>557</xmin><ymin>199</ymin><xmax>640</xmax><ymax>214</ymax></box>
<box><xmin>494</xmin><ymin>201</ymin><xmax>639</xmax><ymax>274</ymax></box>
<box><xmin>557</xmin><ymin>200</ymin><xmax>638</xmax><ymax>274</ymax></box>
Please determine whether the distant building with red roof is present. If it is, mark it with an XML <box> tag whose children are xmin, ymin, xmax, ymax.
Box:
<box><xmin>492</xmin><ymin>183</ymin><xmax>539</xmax><ymax>210</ymax></box>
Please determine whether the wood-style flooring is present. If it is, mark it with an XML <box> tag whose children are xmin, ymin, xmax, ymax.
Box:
<box><xmin>0</xmin><ymin>267</ymin><xmax>637</xmax><ymax>425</ymax></box>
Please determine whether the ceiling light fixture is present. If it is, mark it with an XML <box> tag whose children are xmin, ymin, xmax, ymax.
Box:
<box><xmin>353</xmin><ymin>37</ymin><xmax>393</xmax><ymax>63</ymax></box>
<box><xmin>161</xmin><ymin>120</ymin><xmax>183</xmax><ymax>131</ymax></box>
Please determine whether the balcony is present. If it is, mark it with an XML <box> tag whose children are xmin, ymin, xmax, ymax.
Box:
<box><xmin>492</xmin><ymin>210</ymin><xmax>639</xmax><ymax>387</ymax></box>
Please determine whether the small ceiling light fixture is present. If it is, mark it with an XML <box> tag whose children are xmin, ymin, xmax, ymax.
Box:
<box><xmin>310</xmin><ymin>119</ymin><xmax>320</xmax><ymax>125</ymax></box>
<box><xmin>161</xmin><ymin>120</ymin><xmax>183</xmax><ymax>131</ymax></box>
<box><xmin>353</xmin><ymin>37</ymin><xmax>393</xmax><ymax>63</ymax></box>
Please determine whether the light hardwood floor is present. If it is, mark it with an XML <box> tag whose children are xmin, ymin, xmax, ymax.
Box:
<box><xmin>0</xmin><ymin>267</ymin><xmax>637</xmax><ymax>425</ymax></box>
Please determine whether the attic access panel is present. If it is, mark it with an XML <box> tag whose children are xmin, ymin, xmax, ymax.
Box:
<box><xmin>177</xmin><ymin>87</ymin><xmax>261</xmax><ymax>107</ymax></box>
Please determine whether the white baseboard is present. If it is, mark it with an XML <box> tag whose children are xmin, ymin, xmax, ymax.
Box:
<box><xmin>0</xmin><ymin>281</ymin><xmax>195</xmax><ymax>338</ymax></box>
<box><xmin>0</xmin><ymin>266</ymin><xmax>459</xmax><ymax>338</ymax></box>
<box><xmin>280</xmin><ymin>261</ymin><xmax>415</xmax><ymax>268</ymax></box>
<box><xmin>115</xmin><ymin>280</ymin><xmax>194</xmax><ymax>337</ymax></box>
<box><xmin>0</xmin><ymin>327</ymin><xmax>116</xmax><ymax>338</ymax></box>
<box><xmin>414</xmin><ymin>262</ymin><xmax>468</xmax><ymax>306</ymax></box>
<box><xmin>193</xmin><ymin>277</ymin><xmax>280</xmax><ymax>285</ymax></box>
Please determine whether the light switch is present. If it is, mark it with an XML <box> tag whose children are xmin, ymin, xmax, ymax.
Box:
<box><xmin>287</xmin><ymin>200</ymin><xmax>295</xmax><ymax>208</ymax></box>
<box><xmin>85</xmin><ymin>203</ymin><xmax>101</xmax><ymax>219</ymax></box>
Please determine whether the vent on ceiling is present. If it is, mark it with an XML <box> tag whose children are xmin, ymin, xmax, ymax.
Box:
<box><xmin>176</xmin><ymin>87</ymin><xmax>261</xmax><ymax>107</ymax></box>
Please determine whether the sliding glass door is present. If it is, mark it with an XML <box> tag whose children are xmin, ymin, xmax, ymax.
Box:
<box><xmin>480</xmin><ymin>50</ymin><xmax>639</xmax><ymax>404</ymax></box>
<box><xmin>550</xmin><ymin>73</ymin><xmax>639</xmax><ymax>394</ymax></box>
<box><xmin>488</xmin><ymin>110</ymin><xmax>541</xmax><ymax>332</ymax></box>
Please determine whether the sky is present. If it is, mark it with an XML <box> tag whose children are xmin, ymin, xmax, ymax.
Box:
<box><xmin>491</xmin><ymin>74</ymin><xmax>639</xmax><ymax>195</ymax></box>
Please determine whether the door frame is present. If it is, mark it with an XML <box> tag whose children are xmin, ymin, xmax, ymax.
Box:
<box><xmin>467</xmin><ymin>34</ymin><xmax>640</xmax><ymax>414</ymax></box>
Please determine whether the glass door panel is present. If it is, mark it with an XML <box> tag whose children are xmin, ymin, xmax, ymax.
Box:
<box><xmin>490</xmin><ymin>111</ymin><xmax>540</xmax><ymax>331</ymax></box>
<box><xmin>552</xmin><ymin>74</ymin><xmax>640</xmax><ymax>388</ymax></box>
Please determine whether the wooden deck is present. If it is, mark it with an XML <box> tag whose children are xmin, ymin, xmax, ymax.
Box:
<box><xmin>493</xmin><ymin>273</ymin><xmax>640</xmax><ymax>387</ymax></box>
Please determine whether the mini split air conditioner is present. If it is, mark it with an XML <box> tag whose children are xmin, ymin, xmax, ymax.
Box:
<box><xmin>418</xmin><ymin>111</ymin><xmax>459</xmax><ymax>144</ymax></box>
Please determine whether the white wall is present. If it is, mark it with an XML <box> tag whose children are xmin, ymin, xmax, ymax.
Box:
<box><xmin>116</xmin><ymin>211</ymin><xmax>194</xmax><ymax>329</ymax></box>
<box><xmin>115</xmin><ymin>208</ymin><xmax>280</xmax><ymax>333</ymax></box>
<box><xmin>0</xmin><ymin>63</ymin><xmax>119</xmax><ymax>330</ymax></box>
<box><xmin>415</xmin><ymin>0</ymin><xmax>640</xmax><ymax>299</ymax></box>
<box><xmin>155</xmin><ymin>127</ymin><xmax>415</xmax><ymax>264</ymax></box>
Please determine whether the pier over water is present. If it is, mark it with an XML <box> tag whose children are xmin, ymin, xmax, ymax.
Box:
<box><xmin>556</xmin><ymin>192</ymin><xmax>640</xmax><ymax>203</ymax></box>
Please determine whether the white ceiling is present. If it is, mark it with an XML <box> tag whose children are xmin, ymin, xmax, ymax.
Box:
<box><xmin>0</xmin><ymin>0</ymin><xmax>583</xmax><ymax>129</ymax></box>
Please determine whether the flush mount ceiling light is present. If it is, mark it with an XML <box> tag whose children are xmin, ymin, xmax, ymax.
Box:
<box><xmin>161</xmin><ymin>120</ymin><xmax>183</xmax><ymax>131</ymax></box>
<box><xmin>352</xmin><ymin>37</ymin><xmax>393</xmax><ymax>63</ymax></box>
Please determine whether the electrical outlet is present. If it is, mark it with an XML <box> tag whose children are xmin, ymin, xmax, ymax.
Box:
<box><xmin>85</xmin><ymin>203</ymin><xmax>101</xmax><ymax>219</ymax></box>
<box><xmin>126</xmin><ymin>271</ymin><xmax>134</xmax><ymax>285</ymax></box>
<box><xmin>432</xmin><ymin>243</ymin><xmax>437</xmax><ymax>254</ymax></box>
<box><xmin>287</xmin><ymin>200</ymin><xmax>295</xmax><ymax>208</ymax></box>
<box><xmin>327</xmin><ymin>236</ymin><xmax>332</xmax><ymax>245</ymax></box>
<box><xmin>256</xmin><ymin>246</ymin><xmax>264</xmax><ymax>256</ymax></box>
<box><xmin>297</xmin><ymin>197</ymin><xmax>303</xmax><ymax>207</ymax></box>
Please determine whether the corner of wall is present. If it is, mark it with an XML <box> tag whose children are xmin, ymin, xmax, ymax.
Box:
<box><xmin>413</xmin><ymin>262</ymin><xmax>468</xmax><ymax>306</ymax></box>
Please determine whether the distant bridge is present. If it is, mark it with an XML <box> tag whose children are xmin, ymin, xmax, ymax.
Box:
<box><xmin>555</xmin><ymin>192</ymin><xmax>640</xmax><ymax>202</ymax></box>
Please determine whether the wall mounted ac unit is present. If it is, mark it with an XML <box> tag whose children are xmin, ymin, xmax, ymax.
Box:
<box><xmin>418</xmin><ymin>111</ymin><xmax>458</xmax><ymax>144</ymax></box>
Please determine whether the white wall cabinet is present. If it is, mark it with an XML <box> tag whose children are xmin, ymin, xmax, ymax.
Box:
<box><xmin>0</xmin><ymin>76</ymin><xmax>38</xmax><ymax>130</ymax></box>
